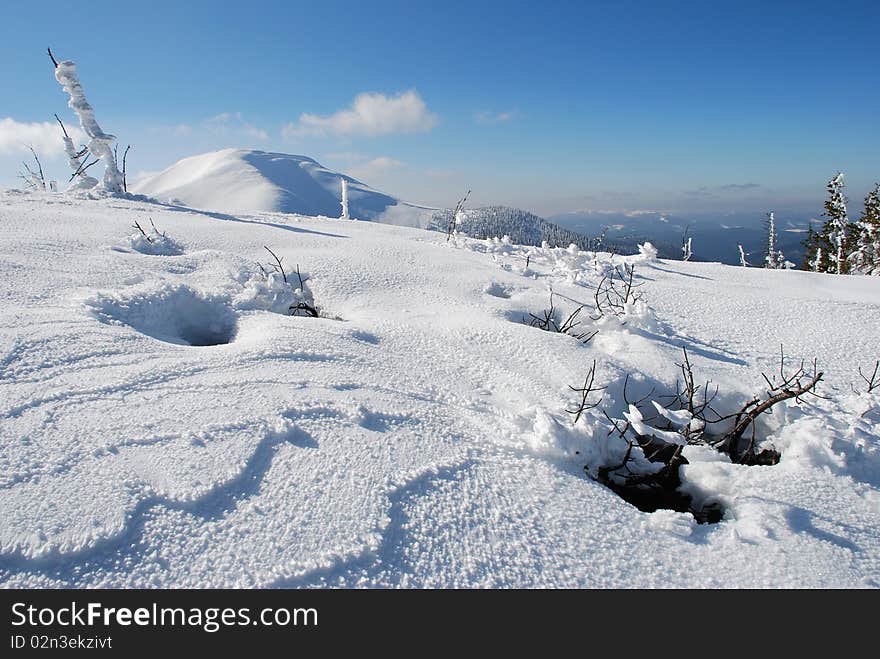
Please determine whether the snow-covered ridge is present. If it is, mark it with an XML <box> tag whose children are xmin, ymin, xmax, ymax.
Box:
<box><xmin>0</xmin><ymin>192</ymin><xmax>879</xmax><ymax>588</ymax></box>
<box><xmin>133</xmin><ymin>148</ymin><xmax>433</xmax><ymax>224</ymax></box>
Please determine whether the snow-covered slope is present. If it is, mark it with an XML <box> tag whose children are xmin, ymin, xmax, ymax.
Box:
<box><xmin>132</xmin><ymin>148</ymin><xmax>432</xmax><ymax>224</ymax></box>
<box><xmin>1</xmin><ymin>191</ymin><xmax>879</xmax><ymax>588</ymax></box>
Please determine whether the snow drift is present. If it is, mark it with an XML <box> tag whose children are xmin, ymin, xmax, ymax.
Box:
<box><xmin>133</xmin><ymin>148</ymin><xmax>432</xmax><ymax>224</ymax></box>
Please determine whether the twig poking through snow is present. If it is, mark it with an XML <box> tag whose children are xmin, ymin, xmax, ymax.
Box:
<box><xmin>263</xmin><ymin>246</ymin><xmax>287</xmax><ymax>284</ymax></box>
<box><xmin>566</xmin><ymin>359</ymin><xmax>605</xmax><ymax>424</ymax></box>
<box><xmin>857</xmin><ymin>360</ymin><xmax>879</xmax><ymax>394</ymax></box>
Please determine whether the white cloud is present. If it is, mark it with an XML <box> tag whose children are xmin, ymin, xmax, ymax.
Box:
<box><xmin>283</xmin><ymin>90</ymin><xmax>437</xmax><ymax>138</ymax></box>
<box><xmin>0</xmin><ymin>117</ymin><xmax>87</xmax><ymax>157</ymax></box>
<box><xmin>205</xmin><ymin>112</ymin><xmax>242</xmax><ymax>125</ymax></box>
<box><xmin>474</xmin><ymin>110</ymin><xmax>518</xmax><ymax>124</ymax></box>
<box><xmin>204</xmin><ymin>112</ymin><xmax>268</xmax><ymax>141</ymax></box>
<box><xmin>242</xmin><ymin>125</ymin><xmax>269</xmax><ymax>141</ymax></box>
<box><xmin>424</xmin><ymin>168</ymin><xmax>459</xmax><ymax>179</ymax></box>
<box><xmin>323</xmin><ymin>151</ymin><xmax>369</xmax><ymax>163</ymax></box>
<box><xmin>350</xmin><ymin>156</ymin><xmax>406</xmax><ymax>181</ymax></box>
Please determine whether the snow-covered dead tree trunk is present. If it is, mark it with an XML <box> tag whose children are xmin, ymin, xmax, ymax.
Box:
<box><xmin>50</xmin><ymin>49</ymin><xmax>124</xmax><ymax>194</ymax></box>
<box><xmin>738</xmin><ymin>244</ymin><xmax>748</xmax><ymax>267</ymax></box>
<box><xmin>340</xmin><ymin>178</ymin><xmax>350</xmax><ymax>220</ymax></box>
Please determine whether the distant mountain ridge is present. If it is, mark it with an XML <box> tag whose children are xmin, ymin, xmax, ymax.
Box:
<box><xmin>549</xmin><ymin>209</ymin><xmax>813</xmax><ymax>265</ymax></box>
<box><xmin>430</xmin><ymin>205</ymin><xmax>600</xmax><ymax>250</ymax></box>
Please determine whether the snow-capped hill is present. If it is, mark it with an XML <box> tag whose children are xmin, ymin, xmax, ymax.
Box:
<box><xmin>133</xmin><ymin>148</ymin><xmax>427</xmax><ymax>222</ymax></box>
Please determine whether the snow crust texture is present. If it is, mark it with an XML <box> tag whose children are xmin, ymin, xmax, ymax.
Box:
<box><xmin>1</xmin><ymin>192</ymin><xmax>879</xmax><ymax>588</ymax></box>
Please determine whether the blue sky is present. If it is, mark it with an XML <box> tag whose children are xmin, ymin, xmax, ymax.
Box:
<box><xmin>1</xmin><ymin>0</ymin><xmax>878</xmax><ymax>217</ymax></box>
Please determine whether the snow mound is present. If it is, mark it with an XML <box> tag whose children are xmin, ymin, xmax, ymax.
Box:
<box><xmin>132</xmin><ymin>149</ymin><xmax>432</xmax><ymax>224</ymax></box>
<box><xmin>128</xmin><ymin>226</ymin><xmax>185</xmax><ymax>256</ymax></box>
<box><xmin>86</xmin><ymin>284</ymin><xmax>238</xmax><ymax>346</ymax></box>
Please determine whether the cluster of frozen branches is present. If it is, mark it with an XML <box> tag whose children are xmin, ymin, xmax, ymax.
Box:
<box><xmin>566</xmin><ymin>345</ymin><xmax>826</xmax><ymax>520</ymax></box>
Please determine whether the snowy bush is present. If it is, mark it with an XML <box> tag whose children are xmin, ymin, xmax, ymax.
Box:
<box><xmin>129</xmin><ymin>219</ymin><xmax>184</xmax><ymax>256</ymax></box>
<box><xmin>636</xmin><ymin>242</ymin><xmax>658</xmax><ymax>263</ymax></box>
<box><xmin>17</xmin><ymin>147</ymin><xmax>48</xmax><ymax>191</ymax></box>
<box><xmin>236</xmin><ymin>247</ymin><xmax>319</xmax><ymax>317</ymax></box>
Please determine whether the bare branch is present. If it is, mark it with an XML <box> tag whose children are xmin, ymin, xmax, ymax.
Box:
<box><xmin>149</xmin><ymin>217</ymin><xmax>164</xmax><ymax>237</ymax></box>
<box><xmin>54</xmin><ymin>113</ymin><xmax>70</xmax><ymax>140</ymax></box>
<box><xmin>28</xmin><ymin>146</ymin><xmax>45</xmax><ymax>189</ymax></box>
<box><xmin>263</xmin><ymin>246</ymin><xmax>287</xmax><ymax>284</ymax></box>
<box><xmin>718</xmin><ymin>350</ymin><xmax>823</xmax><ymax>463</ymax></box>
<box><xmin>132</xmin><ymin>221</ymin><xmax>153</xmax><ymax>243</ymax></box>
<box><xmin>566</xmin><ymin>359</ymin><xmax>605</xmax><ymax>424</ymax></box>
<box><xmin>858</xmin><ymin>360</ymin><xmax>879</xmax><ymax>394</ymax></box>
<box><xmin>68</xmin><ymin>157</ymin><xmax>99</xmax><ymax>183</ymax></box>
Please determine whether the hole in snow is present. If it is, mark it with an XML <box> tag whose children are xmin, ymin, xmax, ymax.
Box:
<box><xmin>88</xmin><ymin>285</ymin><xmax>238</xmax><ymax>347</ymax></box>
<box><xmin>599</xmin><ymin>477</ymin><xmax>724</xmax><ymax>524</ymax></box>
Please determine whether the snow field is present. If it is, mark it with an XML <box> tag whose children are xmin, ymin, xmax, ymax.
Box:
<box><xmin>0</xmin><ymin>191</ymin><xmax>878</xmax><ymax>587</ymax></box>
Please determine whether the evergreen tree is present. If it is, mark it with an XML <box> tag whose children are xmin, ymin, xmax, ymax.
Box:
<box><xmin>801</xmin><ymin>223</ymin><xmax>831</xmax><ymax>271</ymax></box>
<box><xmin>849</xmin><ymin>183</ymin><xmax>880</xmax><ymax>275</ymax></box>
<box><xmin>821</xmin><ymin>172</ymin><xmax>851</xmax><ymax>274</ymax></box>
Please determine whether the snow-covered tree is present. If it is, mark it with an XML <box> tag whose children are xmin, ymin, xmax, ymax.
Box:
<box><xmin>764</xmin><ymin>211</ymin><xmax>786</xmax><ymax>269</ymax></box>
<box><xmin>54</xmin><ymin>113</ymin><xmax>97</xmax><ymax>190</ymax></box>
<box><xmin>801</xmin><ymin>224</ymin><xmax>829</xmax><ymax>272</ymax></box>
<box><xmin>821</xmin><ymin>172</ymin><xmax>850</xmax><ymax>274</ymax></box>
<box><xmin>50</xmin><ymin>50</ymin><xmax>124</xmax><ymax>194</ymax></box>
<box><xmin>849</xmin><ymin>183</ymin><xmax>880</xmax><ymax>275</ymax></box>
<box><xmin>811</xmin><ymin>247</ymin><xmax>823</xmax><ymax>272</ymax></box>
<box><xmin>738</xmin><ymin>244</ymin><xmax>749</xmax><ymax>267</ymax></box>
<box><xmin>340</xmin><ymin>178</ymin><xmax>350</xmax><ymax>220</ymax></box>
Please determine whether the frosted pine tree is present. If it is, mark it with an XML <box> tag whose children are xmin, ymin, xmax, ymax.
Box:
<box><xmin>821</xmin><ymin>172</ymin><xmax>850</xmax><ymax>274</ymax></box>
<box><xmin>849</xmin><ymin>183</ymin><xmax>880</xmax><ymax>275</ymax></box>
<box><xmin>801</xmin><ymin>224</ymin><xmax>829</xmax><ymax>271</ymax></box>
<box><xmin>764</xmin><ymin>211</ymin><xmax>786</xmax><ymax>268</ymax></box>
